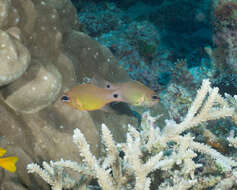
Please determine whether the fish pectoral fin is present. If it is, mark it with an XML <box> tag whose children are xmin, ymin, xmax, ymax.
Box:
<box><xmin>76</xmin><ymin>98</ymin><xmax>85</xmax><ymax>110</ymax></box>
<box><xmin>0</xmin><ymin>157</ymin><xmax>18</xmax><ymax>173</ymax></box>
<box><xmin>91</xmin><ymin>74</ymin><xmax>116</xmax><ymax>89</ymax></box>
<box><xmin>135</xmin><ymin>96</ymin><xmax>145</xmax><ymax>106</ymax></box>
<box><xmin>100</xmin><ymin>104</ymin><xmax>117</xmax><ymax>113</ymax></box>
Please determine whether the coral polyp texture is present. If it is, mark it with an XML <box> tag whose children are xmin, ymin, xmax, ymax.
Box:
<box><xmin>0</xmin><ymin>28</ymin><xmax>30</xmax><ymax>86</ymax></box>
<box><xmin>4</xmin><ymin>62</ymin><xmax>62</xmax><ymax>113</ymax></box>
<box><xmin>27</xmin><ymin>79</ymin><xmax>237</xmax><ymax>190</ymax></box>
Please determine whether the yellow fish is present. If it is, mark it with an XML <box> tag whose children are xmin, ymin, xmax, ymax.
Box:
<box><xmin>0</xmin><ymin>147</ymin><xmax>18</xmax><ymax>173</ymax></box>
<box><xmin>92</xmin><ymin>76</ymin><xmax>160</xmax><ymax>107</ymax></box>
<box><xmin>61</xmin><ymin>83</ymin><xmax>125</xmax><ymax>111</ymax></box>
<box><xmin>114</xmin><ymin>81</ymin><xmax>160</xmax><ymax>107</ymax></box>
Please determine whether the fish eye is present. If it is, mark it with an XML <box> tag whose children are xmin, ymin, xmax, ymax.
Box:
<box><xmin>152</xmin><ymin>95</ymin><xmax>159</xmax><ymax>100</ymax></box>
<box><xmin>61</xmin><ymin>95</ymin><xmax>69</xmax><ymax>102</ymax></box>
<box><xmin>106</xmin><ymin>84</ymin><xmax>111</xmax><ymax>88</ymax></box>
<box><xmin>113</xmin><ymin>94</ymin><xmax>118</xmax><ymax>98</ymax></box>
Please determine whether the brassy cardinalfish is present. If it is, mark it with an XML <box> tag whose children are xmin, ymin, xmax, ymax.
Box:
<box><xmin>61</xmin><ymin>83</ymin><xmax>125</xmax><ymax>111</ymax></box>
<box><xmin>91</xmin><ymin>76</ymin><xmax>160</xmax><ymax>107</ymax></box>
<box><xmin>61</xmin><ymin>77</ymin><xmax>160</xmax><ymax>111</ymax></box>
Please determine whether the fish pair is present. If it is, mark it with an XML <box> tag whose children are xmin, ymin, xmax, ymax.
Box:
<box><xmin>0</xmin><ymin>147</ymin><xmax>18</xmax><ymax>173</ymax></box>
<box><xmin>61</xmin><ymin>76</ymin><xmax>160</xmax><ymax>111</ymax></box>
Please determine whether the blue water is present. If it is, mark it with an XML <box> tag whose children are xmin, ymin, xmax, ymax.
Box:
<box><xmin>71</xmin><ymin>0</ymin><xmax>236</xmax><ymax>95</ymax></box>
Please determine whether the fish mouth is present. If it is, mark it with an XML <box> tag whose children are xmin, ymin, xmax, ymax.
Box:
<box><xmin>149</xmin><ymin>95</ymin><xmax>160</xmax><ymax>107</ymax></box>
<box><xmin>152</xmin><ymin>95</ymin><xmax>160</xmax><ymax>101</ymax></box>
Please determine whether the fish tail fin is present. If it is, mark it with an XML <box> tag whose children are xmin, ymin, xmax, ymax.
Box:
<box><xmin>0</xmin><ymin>157</ymin><xmax>18</xmax><ymax>173</ymax></box>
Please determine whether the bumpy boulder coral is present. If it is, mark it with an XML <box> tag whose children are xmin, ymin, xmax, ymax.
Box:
<box><xmin>6</xmin><ymin>26</ymin><xmax>21</xmax><ymax>39</ymax></box>
<box><xmin>0</xmin><ymin>99</ymin><xmax>51</xmax><ymax>190</ymax></box>
<box><xmin>0</xmin><ymin>28</ymin><xmax>30</xmax><ymax>86</ymax></box>
<box><xmin>54</xmin><ymin>53</ymin><xmax>77</xmax><ymax>89</ymax></box>
<box><xmin>45</xmin><ymin>0</ymin><xmax>67</xmax><ymax>10</ymax></box>
<box><xmin>3</xmin><ymin>61</ymin><xmax>62</xmax><ymax>113</ymax></box>
<box><xmin>24</xmin><ymin>103</ymin><xmax>101</xmax><ymax>157</ymax></box>
<box><xmin>12</xmin><ymin>0</ymin><xmax>36</xmax><ymax>34</ymax></box>
<box><xmin>64</xmin><ymin>31</ymin><xmax>130</xmax><ymax>82</ymax></box>
<box><xmin>0</xmin><ymin>0</ymin><xmax>11</xmax><ymax>28</ymax></box>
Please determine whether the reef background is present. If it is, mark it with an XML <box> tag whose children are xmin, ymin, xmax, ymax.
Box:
<box><xmin>72</xmin><ymin>0</ymin><xmax>236</xmax><ymax>93</ymax></box>
<box><xmin>0</xmin><ymin>0</ymin><xmax>236</xmax><ymax>189</ymax></box>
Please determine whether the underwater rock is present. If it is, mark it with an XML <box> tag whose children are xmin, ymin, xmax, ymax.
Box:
<box><xmin>3</xmin><ymin>61</ymin><xmax>62</xmax><ymax>113</ymax></box>
<box><xmin>0</xmin><ymin>28</ymin><xmax>30</xmax><ymax>86</ymax></box>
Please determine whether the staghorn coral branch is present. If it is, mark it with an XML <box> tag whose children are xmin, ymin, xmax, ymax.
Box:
<box><xmin>27</xmin><ymin>163</ymin><xmax>55</xmax><ymax>186</ymax></box>
<box><xmin>227</xmin><ymin>130</ymin><xmax>237</xmax><ymax>148</ymax></box>
<box><xmin>73</xmin><ymin>128</ymin><xmax>117</xmax><ymax>190</ymax></box>
<box><xmin>225</xmin><ymin>94</ymin><xmax>237</xmax><ymax>125</ymax></box>
<box><xmin>101</xmin><ymin>124</ymin><xmax>123</xmax><ymax>188</ymax></box>
<box><xmin>27</xmin><ymin>162</ymin><xmax>76</xmax><ymax>190</ymax></box>
<box><xmin>185</xmin><ymin>79</ymin><xmax>211</xmax><ymax>120</ymax></box>
<box><xmin>73</xmin><ymin>128</ymin><xmax>97</xmax><ymax>168</ymax></box>
<box><xmin>172</xmin><ymin>79</ymin><xmax>234</xmax><ymax>135</ymax></box>
<box><xmin>53</xmin><ymin>159</ymin><xmax>95</xmax><ymax>177</ymax></box>
<box><xmin>159</xmin><ymin>179</ymin><xmax>197</xmax><ymax>190</ymax></box>
<box><xmin>190</xmin><ymin>141</ymin><xmax>237</xmax><ymax>171</ymax></box>
<box><xmin>101</xmin><ymin>123</ymin><xmax>118</xmax><ymax>169</ymax></box>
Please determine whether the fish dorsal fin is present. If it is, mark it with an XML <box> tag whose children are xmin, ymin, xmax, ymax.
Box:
<box><xmin>91</xmin><ymin>74</ymin><xmax>117</xmax><ymax>90</ymax></box>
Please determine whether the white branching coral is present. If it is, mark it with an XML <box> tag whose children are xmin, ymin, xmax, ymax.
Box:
<box><xmin>225</xmin><ymin>94</ymin><xmax>237</xmax><ymax>125</ymax></box>
<box><xmin>73</xmin><ymin>127</ymin><xmax>117</xmax><ymax>190</ymax></box>
<box><xmin>227</xmin><ymin>130</ymin><xmax>237</xmax><ymax>148</ymax></box>
<box><xmin>27</xmin><ymin>161</ymin><xmax>77</xmax><ymax>190</ymax></box>
<box><xmin>26</xmin><ymin>79</ymin><xmax>237</xmax><ymax>190</ymax></box>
